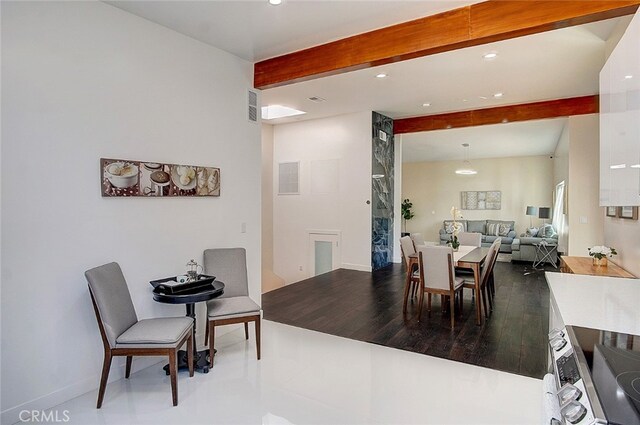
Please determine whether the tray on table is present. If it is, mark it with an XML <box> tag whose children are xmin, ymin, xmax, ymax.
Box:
<box><xmin>150</xmin><ymin>274</ymin><xmax>216</xmax><ymax>295</ymax></box>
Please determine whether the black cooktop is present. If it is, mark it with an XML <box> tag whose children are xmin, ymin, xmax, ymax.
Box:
<box><xmin>570</xmin><ymin>326</ymin><xmax>640</xmax><ymax>425</ymax></box>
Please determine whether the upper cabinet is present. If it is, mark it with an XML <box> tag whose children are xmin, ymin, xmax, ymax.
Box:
<box><xmin>600</xmin><ymin>10</ymin><xmax>640</xmax><ymax>207</ymax></box>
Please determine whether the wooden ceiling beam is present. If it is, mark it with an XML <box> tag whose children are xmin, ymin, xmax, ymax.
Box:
<box><xmin>254</xmin><ymin>1</ymin><xmax>640</xmax><ymax>89</ymax></box>
<box><xmin>393</xmin><ymin>95</ymin><xmax>599</xmax><ymax>134</ymax></box>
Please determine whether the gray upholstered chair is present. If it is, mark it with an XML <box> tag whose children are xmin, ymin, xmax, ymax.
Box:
<box><xmin>457</xmin><ymin>232</ymin><xmax>482</xmax><ymax>247</ymax></box>
<box><xmin>85</xmin><ymin>262</ymin><xmax>194</xmax><ymax>408</ymax></box>
<box><xmin>203</xmin><ymin>248</ymin><xmax>261</xmax><ymax>367</ymax></box>
<box><xmin>416</xmin><ymin>245</ymin><xmax>465</xmax><ymax>328</ymax></box>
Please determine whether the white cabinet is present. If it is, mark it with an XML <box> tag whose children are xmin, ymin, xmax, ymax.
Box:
<box><xmin>600</xmin><ymin>10</ymin><xmax>640</xmax><ymax>206</ymax></box>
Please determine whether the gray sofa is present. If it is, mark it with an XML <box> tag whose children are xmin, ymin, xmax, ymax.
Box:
<box><xmin>439</xmin><ymin>219</ymin><xmax>516</xmax><ymax>253</ymax></box>
<box><xmin>511</xmin><ymin>226</ymin><xmax>559</xmax><ymax>264</ymax></box>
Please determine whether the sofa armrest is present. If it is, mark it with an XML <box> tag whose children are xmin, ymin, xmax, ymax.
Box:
<box><xmin>507</xmin><ymin>230</ymin><xmax>516</xmax><ymax>239</ymax></box>
<box><xmin>439</xmin><ymin>228</ymin><xmax>447</xmax><ymax>236</ymax></box>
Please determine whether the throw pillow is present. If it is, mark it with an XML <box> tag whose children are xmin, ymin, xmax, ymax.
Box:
<box><xmin>526</xmin><ymin>227</ymin><xmax>539</xmax><ymax>237</ymax></box>
<box><xmin>486</xmin><ymin>222</ymin><xmax>499</xmax><ymax>236</ymax></box>
<box><xmin>538</xmin><ymin>224</ymin><xmax>556</xmax><ymax>238</ymax></box>
<box><xmin>498</xmin><ymin>223</ymin><xmax>511</xmax><ymax>236</ymax></box>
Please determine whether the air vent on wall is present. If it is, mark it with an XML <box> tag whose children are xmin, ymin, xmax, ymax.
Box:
<box><xmin>308</xmin><ymin>96</ymin><xmax>326</xmax><ymax>103</ymax></box>
<box><xmin>278</xmin><ymin>162</ymin><xmax>299</xmax><ymax>195</ymax></box>
<box><xmin>248</xmin><ymin>90</ymin><xmax>258</xmax><ymax>123</ymax></box>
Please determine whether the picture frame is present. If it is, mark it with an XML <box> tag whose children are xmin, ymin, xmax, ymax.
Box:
<box><xmin>618</xmin><ymin>206</ymin><xmax>638</xmax><ymax>220</ymax></box>
<box><xmin>606</xmin><ymin>206</ymin><xmax>618</xmax><ymax>217</ymax></box>
<box><xmin>101</xmin><ymin>158</ymin><xmax>220</xmax><ymax>198</ymax></box>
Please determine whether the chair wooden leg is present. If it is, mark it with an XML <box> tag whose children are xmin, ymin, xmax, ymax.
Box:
<box><xmin>449</xmin><ymin>293</ymin><xmax>456</xmax><ymax>329</ymax></box>
<box><xmin>402</xmin><ymin>276</ymin><xmax>412</xmax><ymax>314</ymax></box>
<box><xmin>125</xmin><ymin>356</ymin><xmax>132</xmax><ymax>379</ymax></box>
<box><xmin>168</xmin><ymin>350</ymin><xmax>178</xmax><ymax>406</ymax></box>
<box><xmin>204</xmin><ymin>318</ymin><xmax>209</xmax><ymax>343</ymax></box>
<box><xmin>486</xmin><ymin>283</ymin><xmax>493</xmax><ymax>312</ymax></box>
<box><xmin>187</xmin><ymin>332</ymin><xmax>194</xmax><ymax>378</ymax></box>
<box><xmin>255</xmin><ymin>317</ymin><xmax>261</xmax><ymax>360</ymax></box>
<box><xmin>208</xmin><ymin>322</ymin><xmax>215</xmax><ymax>367</ymax></box>
<box><xmin>96</xmin><ymin>352</ymin><xmax>112</xmax><ymax>409</ymax></box>
<box><xmin>481</xmin><ymin>284</ymin><xmax>489</xmax><ymax>318</ymax></box>
<box><xmin>244</xmin><ymin>322</ymin><xmax>249</xmax><ymax>340</ymax></box>
<box><xmin>417</xmin><ymin>285</ymin><xmax>425</xmax><ymax>321</ymax></box>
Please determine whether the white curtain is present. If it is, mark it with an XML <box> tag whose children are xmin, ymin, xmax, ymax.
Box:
<box><xmin>553</xmin><ymin>181</ymin><xmax>567</xmax><ymax>253</ymax></box>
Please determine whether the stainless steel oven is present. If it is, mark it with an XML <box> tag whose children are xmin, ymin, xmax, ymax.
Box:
<box><xmin>545</xmin><ymin>325</ymin><xmax>640</xmax><ymax>424</ymax></box>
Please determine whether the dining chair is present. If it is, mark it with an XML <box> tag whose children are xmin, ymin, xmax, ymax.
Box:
<box><xmin>203</xmin><ymin>248</ymin><xmax>261</xmax><ymax>367</ymax></box>
<box><xmin>462</xmin><ymin>240</ymin><xmax>500</xmax><ymax>317</ymax></box>
<box><xmin>85</xmin><ymin>262</ymin><xmax>194</xmax><ymax>408</ymax></box>
<box><xmin>457</xmin><ymin>232</ymin><xmax>482</xmax><ymax>247</ymax></box>
<box><xmin>400</xmin><ymin>236</ymin><xmax>421</xmax><ymax>311</ymax></box>
<box><xmin>410</xmin><ymin>233</ymin><xmax>426</xmax><ymax>249</ymax></box>
<box><xmin>416</xmin><ymin>245</ymin><xmax>465</xmax><ymax>328</ymax></box>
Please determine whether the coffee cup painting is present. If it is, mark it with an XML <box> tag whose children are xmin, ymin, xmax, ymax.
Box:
<box><xmin>101</xmin><ymin>158</ymin><xmax>220</xmax><ymax>197</ymax></box>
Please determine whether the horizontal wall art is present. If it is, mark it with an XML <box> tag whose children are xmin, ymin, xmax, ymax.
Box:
<box><xmin>461</xmin><ymin>190</ymin><xmax>501</xmax><ymax>210</ymax></box>
<box><xmin>101</xmin><ymin>158</ymin><xmax>220</xmax><ymax>197</ymax></box>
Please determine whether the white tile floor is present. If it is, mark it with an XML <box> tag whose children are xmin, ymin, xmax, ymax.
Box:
<box><xmin>37</xmin><ymin>321</ymin><xmax>542</xmax><ymax>424</ymax></box>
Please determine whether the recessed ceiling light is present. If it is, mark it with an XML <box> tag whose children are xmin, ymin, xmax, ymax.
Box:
<box><xmin>375</xmin><ymin>73</ymin><xmax>388</xmax><ymax>79</ymax></box>
<box><xmin>269</xmin><ymin>0</ymin><xmax>282</xmax><ymax>5</ymax></box>
<box><xmin>610</xmin><ymin>164</ymin><xmax>626</xmax><ymax>169</ymax></box>
<box><xmin>422</xmin><ymin>103</ymin><xmax>431</xmax><ymax>107</ymax></box>
<box><xmin>493</xmin><ymin>92</ymin><xmax>504</xmax><ymax>98</ymax></box>
<box><xmin>462</xmin><ymin>99</ymin><xmax>469</xmax><ymax>102</ymax></box>
<box><xmin>483</xmin><ymin>52</ymin><xmax>498</xmax><ymax>60</ymax></box>
<box><xmin>631</xmin><ymin>164</ymin><xmax>640</xmax><ymax>168</ymax></box>
<box><xmin>261</xmin><ymin>105</ymin><xmax>305</xmax><ymax>120</ymax></box>
<box><xmin>479</xmin><ymin>96</ymin><xmax>488</xmax><ymax>100</ymax></box>
<box><xmin>625</xmin><ymin>75</ymin><xmax>633</xmax><ymax>79</ymax></box>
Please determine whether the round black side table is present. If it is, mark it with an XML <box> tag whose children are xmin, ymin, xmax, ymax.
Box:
<box><xmin>152</xmin><ymin>280</ymin><xmax>224</xmax><ymax>374</ymax></box>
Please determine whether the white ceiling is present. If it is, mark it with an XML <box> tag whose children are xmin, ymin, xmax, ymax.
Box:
<box><xmin>105</xmin><ymin>1</ymin><xmax>631</xmax><ymax>162</ymax></box>
<box><xmin>401</xmin><ymin>118</ymin><xmax>567</xmax><ymax>162</ymax></box>
<box><xmin>261</xmin><ymin>17</ymin><xmax>628</xmax><ymax>125</ymax></box>
<box><xmin>105</xmin><ymin>0</ymin><xmax>478</xmax><ymax>62</ymax></box>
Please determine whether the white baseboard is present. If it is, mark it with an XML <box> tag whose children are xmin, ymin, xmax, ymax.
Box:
<box><xmin>341</xmin><ymin>263</ymin><xmax>372</xmax><ymax>272</ymax></box>
<box><xmin>1</xmin><ymin>357</ymin><xmax>161</xmax><ymax>424</ymax></box>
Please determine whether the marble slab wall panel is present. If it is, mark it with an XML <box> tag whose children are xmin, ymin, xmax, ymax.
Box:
<box><xmin>372</xmin><ymin>112</ymin><xmax>394</xmax><ymax>270</ymax></box>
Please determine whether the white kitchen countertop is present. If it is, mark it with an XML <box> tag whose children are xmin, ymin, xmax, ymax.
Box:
<box><xmin>546</xmin><ymin>271</ymin><xmax>640</xmax><ymax>335</ymax></box>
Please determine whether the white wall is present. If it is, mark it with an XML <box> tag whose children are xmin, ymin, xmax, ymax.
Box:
<box><xmin>566</xmin><ymin>115</ymin><xmax>604</xmax><ymax>256</ymax></box>
<box><xmin>1</xmin><ymin>2</ymin><xmax>261</xmax><ymax>422</ymax></box>
<box><xmin>261</xmin><ymin>124</ymin><xmax>284</xmax><ymax>292</ymax></box>
<box><xmin>393</xmin><ymin>134</ymin><xmax>403</xmax><ymax>263</ymax></box>
<box><xmin>402</xmin><ymin>156</ymin><xmax>554</xmax><ymax>240</ymax></box>
<box><xmin>272</xmin><ymin>112</ymin><xmax>372</xmax><ymax>284</ymax></box>
<box><xmin>553</xmin><ymin>115</ymin><xmax>604</xmax><ymax>256</ymax></box>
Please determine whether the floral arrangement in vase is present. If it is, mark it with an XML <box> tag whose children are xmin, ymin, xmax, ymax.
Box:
<box><xmin>588</xmin><ymin>245</ymin><xmax>617</xmax><ymax>267</ymax></box>
<box><xmin>449</xmin><ymin>206</ymin><xmax>463</xmax><ymax>251</ymax></box>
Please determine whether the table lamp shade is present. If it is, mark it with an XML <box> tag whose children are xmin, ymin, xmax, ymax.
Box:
<box><xmin>538</xmin><ymin>207</ymin><xmax>551</xmax><ymax>219</ymax></box>
<box><xmin>526</xmin><ymin>206</ymin><xmax>538</xmax><ymax>216</ymax></box>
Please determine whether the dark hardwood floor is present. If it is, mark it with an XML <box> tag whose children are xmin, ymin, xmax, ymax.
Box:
<box><xmin>263</xmin><ymin>260</ymin><xmax>556</xmax><ymax>379</ymax></box>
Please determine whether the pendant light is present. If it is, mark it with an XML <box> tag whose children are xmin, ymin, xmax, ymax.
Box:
<box><xmin>455</xmin><ymin>143</ymin><xmax>478</xmax><ymax>175</ymax></box>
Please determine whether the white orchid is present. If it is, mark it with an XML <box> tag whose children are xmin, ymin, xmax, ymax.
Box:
<box><xmin>588</xmin><ymin>245</ymin><xmax>617</xmax><ymax>259</ymax></box>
